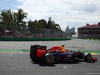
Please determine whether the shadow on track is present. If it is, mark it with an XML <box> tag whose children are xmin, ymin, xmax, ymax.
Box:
<box><xmin>30</xmin><ymin>59</ymin><xmax>83</xmax><ymax>67</ymax></box>
<box><xmin>31</xmin><ymin>60</ymin><xmax>56</xmax><ymax>67</ymax></box>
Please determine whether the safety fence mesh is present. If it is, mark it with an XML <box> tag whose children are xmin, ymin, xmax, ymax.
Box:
<box><xmin>0</xmin><ymin>25</ymin><xmax>72</xmax><ymax>38</ymax></box>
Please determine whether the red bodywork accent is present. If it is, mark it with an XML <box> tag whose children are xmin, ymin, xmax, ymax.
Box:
<box><xmin>48</xmin><ymin>46</ymin><xmax>62</xmax><ymax>52</ymax></box>
<box><xmin>92</xmin><ymin>57</ymin><xmax>97</xmax><ymax>61</ymax></box>
<box><xmin>37</xmin><ymin>49</ymin><xmax>46</xmax><ymax>58</ymax></box>
<box><xmin>75</xmin><ymin>53</ymin><xmax>82</xmax><ymax>55</ymax></box>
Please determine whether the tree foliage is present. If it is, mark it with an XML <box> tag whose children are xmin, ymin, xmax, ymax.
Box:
<box><xmin>0</xmin><ymin>9</ymin><xmax>27</xmax><ymax>32</ymax></box>
<box><xmin>50</xmin><ymin>21</ymin><xmax>61</xmax><ymax>30</ymax></box>
<box><xmin>0</xmin><ymin>9</ymin><xmax>14</xmax><ymax>25</ymax></box>
<box><xmin>0</xmin><ymin>8</ymin><xmax>61</xmax><ymax>34</ymax></box>
<box><xmin>28</xmin><ymin>19</ymin><xmax>61</xmax><ymax>31</ymax></box>
<box><xmin>16</xmin><ymin>9</ymin><xmax>27</xmax><ymax>27</ymax></box>
<box><xmin>37</xmin><ymin>19</ymin><xmax>47</xmax><ymax>28</ymax></box>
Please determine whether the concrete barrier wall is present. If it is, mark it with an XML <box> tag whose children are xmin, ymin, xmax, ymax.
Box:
<box><xmin>0</xmin><ymin>38</ymin><xmax>71</xmax><ymax>41</ymax></box>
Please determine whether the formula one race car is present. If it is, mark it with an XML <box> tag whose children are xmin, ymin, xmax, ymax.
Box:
<box><xmin>30</xmin><ymin>45</ymin><xmax>97</xmax><ymax>65</ymax></box>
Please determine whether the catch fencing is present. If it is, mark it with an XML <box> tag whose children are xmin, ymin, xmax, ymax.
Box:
<box><xmin>0</xmin><ymin>25</ymin><xmax>72</xmax><ymax>38</ymax></box>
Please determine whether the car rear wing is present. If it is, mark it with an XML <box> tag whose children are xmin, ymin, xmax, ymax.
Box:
<box><xmin>37</xmin><ymin>46</ymin><xmax>47</xmax><ymax>58</ymax></box>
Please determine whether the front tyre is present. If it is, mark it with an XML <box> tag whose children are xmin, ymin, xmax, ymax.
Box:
<box><xmin>84</xmin><ymin>53</ymin><xmax>92</xmax><ymax>62</ymax></box>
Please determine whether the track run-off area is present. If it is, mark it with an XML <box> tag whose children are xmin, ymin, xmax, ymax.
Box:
<box><xmin>0</xmin><ymin>38</ymin><xmax>100</xmax><ymax>55</ymax></box>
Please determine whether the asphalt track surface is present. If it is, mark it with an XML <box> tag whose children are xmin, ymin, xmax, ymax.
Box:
<box><xmin>0</xmin><ymin>38</ymin><xmax>100</xmax><ymax>50</ymax></box>
<box><xmin>0</xmin><ymin>39</ymin><xmax>100</xmax><ymax>75</ymax></box>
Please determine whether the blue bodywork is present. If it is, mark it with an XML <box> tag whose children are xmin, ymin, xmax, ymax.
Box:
<box><xmin>47</xmin><ymin>49</ymin><xmax>85</xmax><ymax>62</ymax></box>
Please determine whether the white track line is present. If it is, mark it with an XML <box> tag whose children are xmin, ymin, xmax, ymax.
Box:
<box><xmin>19</xmin><ymin>48</ymin><xmax>23</xmax><ymax>54</ymax></box>
<box><xmin>63</xmin><ymin>66</ymin><xmax>68</xmax><ymax>69</ymax></box>
<box><xmin>11</xmin><ymin>66</ymin><xmax>16</xmax><ymax>70</ymax></box>
<box><xmin>10</xmin><ymin>51</ymin><xmax>13</xmax><ymax>56</ymax></box>
<box><xmin>62</xmin><ymin>66</ymin><xmax>71</xmax><ymax>69</ymax></box>
<box><xmin>20</xmin><ymin>51</ymin><xmax>23</xmax><ymax>54</ymax></box>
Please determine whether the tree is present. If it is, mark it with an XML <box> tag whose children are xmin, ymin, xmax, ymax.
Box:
<box><xmin>50</xmin><ymin>21</ymin><xmax>61</xmax><ymax>30</ymax></box>
<box><xmin>0</xmin><ymin>9</ymin><xmax>27</xmax><ymax>33</ymax></box>
<box><xmin>28</xmin><ymin>20</ymin><xmax>38</xmax><ymax>33</ymax></box>
<box><xmin>27</xmin><ymin>19</ymin><xmax>62</xmax><ymax>34</ymax></box>
<box><xmin>16</xmin><ymin>9</ymin><xmax>27</xmax><ymax>27</ymax></box>
<box><xmin>37</xmin><ymin>19</ymin><xmax>47</xmax><ymax>28</ymax></box>
<box><xmin>0</xmin><ymin>9</ymin><xmax>14</xmax><ymax>25</ymax></box>
<box><xmin>55</xmin><ymin>24</ymin><xmax>61</xmax><ymax>30</ymax></box>
<box><xmin>28</xmin><ymin>19</ymin><xmax>47</xmax><ymax>32</ymax></box>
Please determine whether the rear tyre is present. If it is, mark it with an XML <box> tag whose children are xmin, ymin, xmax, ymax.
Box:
<box><xmin>84</xmin><ymin>53</ymin><xmax>92</xmax><ymax>62</ymax></box>
<box><xmin>45</xmin><ymin>53</ymin><xmax>54</xmax><ymax>65</ymax></box>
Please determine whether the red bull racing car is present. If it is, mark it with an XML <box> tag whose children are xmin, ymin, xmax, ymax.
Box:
<box><xmin>30</xmin><ymin>45</ymin><xmax>97</xmax><ymax>65</ymax></box>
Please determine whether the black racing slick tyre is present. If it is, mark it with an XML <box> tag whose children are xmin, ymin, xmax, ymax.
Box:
<box><xmin>84</xmin><ymin>53</ymin><xmax>92</xmax><ymax>62</ymax></box>
<box><xmin>45</xmin><ymin>53</ymin><xmax>54</xmax><ymax>65</ymax></box>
